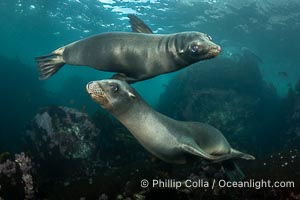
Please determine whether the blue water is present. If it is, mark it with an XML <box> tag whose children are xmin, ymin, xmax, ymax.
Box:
<box><xmin>0</xmin><ymin>0</ymin><xmax>299</xmax><ymax>199</ymax></box>
<box><xmin>1</xmin><ymin>0</ymin><xmax>299</xmax><ymax>101</ymax></box>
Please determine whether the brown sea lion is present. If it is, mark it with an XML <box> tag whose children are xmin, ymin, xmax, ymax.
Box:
<box><xmin>86</xmin><ymin>79</ymin><xmax>255</xmax><ymax>164</ymax></box>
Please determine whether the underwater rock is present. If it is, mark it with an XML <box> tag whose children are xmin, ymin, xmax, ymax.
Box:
<box><xmin>281</xmin><ymin>81</ymin><xmax>300</xmax><ymax>148</ymax></box>
<box><xmin>10</xmin><ymin>103</ymin><xmax>297</xmax><ymax>199</ymax></box>
<box><xmin>158</xmin><ymin>54</ymin><xmax>265</xmax><ymax>117</ymax></box>
<box><xmin>17</xmin><ymin>104</ymin><xmax>297</xmax><ymax>199</ymax></box>
<box><xmin>22</xmin><ymin>106</ymin><xmax>107</xmax><ymax>198</ymax></box>
<box><xmin>0</xmin><ymin>159</ymin><xmax>16</xmax><ymax>178</ymax></box>
<box><xmin>26</xmin><ymin>106</ymin><xmax>99</xmax><ymax>160</ymax></box>
<box><xmin>98</xmin><ymin>193</ymin><xmax>108</xmax><ymax>200</ymax></box>
<box><xmin>34</xmin><ymin>112</ymin><xmax>54</xmax><ymax>136</ymax></box>
<box><xmin>295</xmin><ymin>79</ymin><xmax>300</xmax><ymax>93</ymax></box>
<box><xmin>181</xmin><ymin>88</ymin><xmax>257</xmax><ymax>138</ymax></box>
<box><xmin>0</xmin><ymin>152</ymin><xmax>34</xmax><ymax>199</ymax></box>
<box><xmin>91</xmin><ymin>110</ymin><xmax>148</xmax><ymax>164</ymax></box>
<box><xmin>15</xmin><ymin>152</ymin><xmax>34</xmax><ymax>200</ymax></box>
<box><xmin>22</xmin><ymin>106</ymin><xmax>152</xmax><ymax>199</ymax></box>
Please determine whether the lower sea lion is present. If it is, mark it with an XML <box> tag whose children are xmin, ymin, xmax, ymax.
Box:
<box><xmin>86</xmin><ymin>79</ymin><xmax>255</xmax><ymax>165</ymax></box>
<box><xmin>36</xmin><ymin>15</ymin><xmax>221</xmax><ymax>83</ymax></box>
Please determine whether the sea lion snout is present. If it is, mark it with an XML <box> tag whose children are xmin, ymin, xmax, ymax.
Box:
<box><xmin>210</xmin><ymin>45</ymin><xmax>221</xmax><ymax>57</ymax></box>
<box><xmin>86</xmin><ymin>81</ymin><xmax>110</xmax><ymax>107</ymax></box>
<box><xmin>215</xmin><ymin>45</ymin><xmax>221</xmax><ymax>52</ymax></box>
<box><xmin>86</xmin><ymin>81</ymin><xmax>95</xmax><ymax>94</ymax></box>
<box><xmin>182</xmin><ymin>32</ymin><xmax>222</xmax><ymax>61</ymax></box>
<box><xmin>86</xmin><ymin>81</ymin><xmax>93</xmax><ymax>94</ymax></box>
<box><xmin>86</xmin><ymin>81</ymin><xmax>104</xmax><ymax>97</ymax></box>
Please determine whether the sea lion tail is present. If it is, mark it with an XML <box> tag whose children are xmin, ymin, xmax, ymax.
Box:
<box><xmin>35</xmin><ymin>47</ymin><xmax>65</xmax><ymax>80</ymax></box>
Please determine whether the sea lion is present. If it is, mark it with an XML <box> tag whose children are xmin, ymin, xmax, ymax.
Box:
<box><xmin>86</xmin><ymin>79</ymin><xmax>255</xmax><ymax>164</ymax></box>
<box><xmin>36</xmin><ymin>15</ymin><xmax>221</xmax><ymax>83</ymax></box>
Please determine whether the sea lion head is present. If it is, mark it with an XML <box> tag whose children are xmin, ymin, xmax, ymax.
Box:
<box><xmin>86</xmin><ymin>79</ymin><xmax>138</xmax><ymax>115</ymax></box>
<box><xmin>177</xmin><ymin>32</ymin><xmax>221</xmax><ymax>62</ymax></box>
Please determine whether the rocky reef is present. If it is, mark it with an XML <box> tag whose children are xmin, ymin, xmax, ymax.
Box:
<box><xmin>26</xmin><ymin>106</ymin><xmax>99</xmax><ymax>160</ymax></box>
<box><xmin>0</xmin><ymin>103</ymin><xmax>299</xmax><ymax>199</ymax></box>
<box><xmin>22</xmin><ymin>105</ymin><xmax>103</xmax><ymax>196</ymax></box>
<box><xmin>0</xmin><ymin>53</ymin><xmax>299</xmax><ymax>199</ymax></box>
<box><xmin>19</xmin><ymin>106</ymin><xmax>152</xmax><ymax>199</ymax></box>
<box><xmin>0</xmin><ymin>152</ymin><xmax>34</xmax><ymax>199</ymax></box>
<box><xmin>280</xmin><ymin>79</ymin><xmax>300</xmax><ymax>149</ymax></box>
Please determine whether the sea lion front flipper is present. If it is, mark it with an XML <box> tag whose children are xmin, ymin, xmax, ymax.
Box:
<box><xmin>230</xmin><ymin>148</ymin><xmax>255</xmax><ymax>160</ymax></box>
<box><xmin>211</xmin><ymin>148</ymin><xmax>255</xmax><ymax>163</ymax></box>
<box><xmin>128</xmin><ymin>14</ymin><xmax>153</xmax><ymax>34</ymax></box>
<box><xmin>180</xmin><ymin>140</ymin><xmax>219</xmax><ymax>161</ymax></box>
<box><xmin>111</xmin><ymin>73</ymin><xmax>139</xmax><ymax>84</ymax></box>
<box><xmin>181</xmin><ymin>144</ymin><xmax>245</xmax><ymax>163</ymax></box>
<box><xmin>180</xmin><ymin>140</ymin><xmax>245</xmax><ymax>163</ymax></box>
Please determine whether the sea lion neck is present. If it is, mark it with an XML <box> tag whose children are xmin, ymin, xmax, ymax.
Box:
<box><xmin>114</xmin><ymin>98</ymin><xmax>153</xmax><ymax>125</ymax></box>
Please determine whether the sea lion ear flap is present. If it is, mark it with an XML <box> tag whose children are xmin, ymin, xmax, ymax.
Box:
<box><xmin>128</xmin><ymin>91</ymin><xmax>136</xmax><ymax>99</ymax></box>
<box><xmin>178</xmin><ymin>49</ymin><xmax>184</xmax><ymax>54</ymax></box>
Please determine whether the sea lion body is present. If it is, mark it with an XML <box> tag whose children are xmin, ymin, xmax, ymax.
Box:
<box><xmin>36</xmin><ymin>16</ymin><xmax>221</xmax><ymax>83</ymax></box>
<box><xmin>63</xmin><ymin>32</ymin><xmax>210</xmax><ymax>81</ymax></box>
<box><xmin>86</xmin><ymin>79</ymin><xmax>255</xmax><ymax>164</ymax></box>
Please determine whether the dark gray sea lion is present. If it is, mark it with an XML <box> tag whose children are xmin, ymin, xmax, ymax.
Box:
<box><xmin>86</xmin><ymin>79</ymin><xmax>255</xmax><ymax>165</ymax></box>
<box><xmin>36</xmin><ymin>15</ymin><xmax>221</xmax><ymax>83</ymax></box>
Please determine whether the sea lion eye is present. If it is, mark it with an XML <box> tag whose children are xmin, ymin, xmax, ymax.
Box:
<box><xmin>110</xmin><ymin>84</ymin><xmax>119</xmax><ymax>92</ymax></box>
<box><xmin>206</xmin><ymin>34</ymin><xmax>212</xmax><ymax>41</ymax></box>
<box><xmin>191</xmin><ymin>45</ymin><xmax>201</xmax><ymax>54</ymax></box>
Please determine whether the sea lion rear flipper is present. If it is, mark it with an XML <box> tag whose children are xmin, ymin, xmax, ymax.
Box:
<box><xmin>35</xmin><ymin>47</ymin><xmax>65</xmax><ymax>80</ymax></box>
<box><xmin>128</xmin><ymin>14</ymin><xmax>153</xmax><ymax>34</ymax></box>
<box><xmin>222</xmin><ymin>160</ymin><xmax>246</xmax><ymax>181</ymax></box>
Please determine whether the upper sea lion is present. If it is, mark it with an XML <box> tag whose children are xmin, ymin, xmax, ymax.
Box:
<box><xmin>36</xmin><ymin>15</ymin><xmax>221</xmax><ymax>83</ymax></box>
<box><xmin>86</xmin><ymin>79</ymin><xmax>255</xmax><ymax>166</ymax></box>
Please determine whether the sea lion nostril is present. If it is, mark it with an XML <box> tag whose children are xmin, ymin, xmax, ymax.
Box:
<box><xmin>211</xmin><ymin>45</ymin><xmax>221</xmax><ymax>54</ymax></box>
